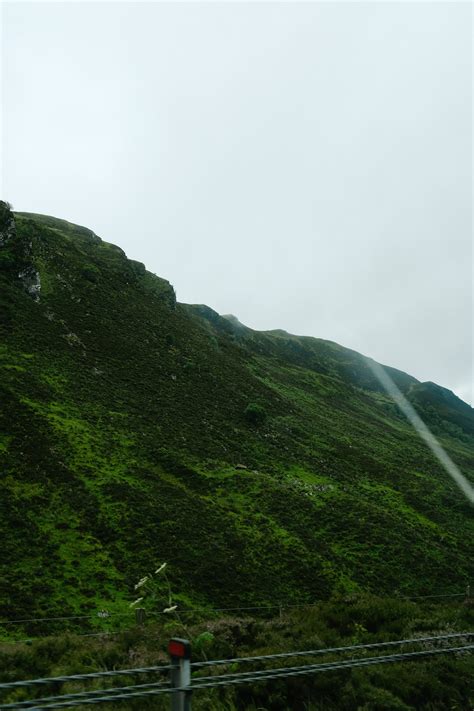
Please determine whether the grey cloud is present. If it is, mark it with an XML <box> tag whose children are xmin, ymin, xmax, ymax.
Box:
<box><xmin>2</xmin><ymin>1</ymin><xmax>472</xmax><ymax>403</ymax></box>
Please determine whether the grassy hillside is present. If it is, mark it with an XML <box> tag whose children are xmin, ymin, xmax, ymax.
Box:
<box><xmin>0</xmin><ymin>202</ymin><xmax>473</xmax><ymax>630</ymax></box>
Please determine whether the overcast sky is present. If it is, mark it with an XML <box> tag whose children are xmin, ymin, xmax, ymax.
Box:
<box><xmin>2</xmin><ymin>1</ymin><xmax>472</xmax><ymax>404</ymax></box>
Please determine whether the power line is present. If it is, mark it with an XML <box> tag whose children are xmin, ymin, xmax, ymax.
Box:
<box><xmin>0</xmin><ymin>591</ymin><xmax>468</xmax><ymax>627</ymax></box>
<box><xmin>0</xmin><ymin>613</ymin><xmax>132</xmax><ymax>626</ymax></box>
<box><xmin>4</xmin><ymin>631</ymin><xmax>129</xmax><ymax>646</ymax></box>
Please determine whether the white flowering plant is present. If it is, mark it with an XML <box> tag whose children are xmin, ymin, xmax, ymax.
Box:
<box><xmin>129</xmin><ymin>562</ymin><xmax>179</xmax><ymax>618</ymax></box>
<box><xmin>128</xmin><ymin>563</ymin><xmax>214</xmax><ymax>658</ymax></box>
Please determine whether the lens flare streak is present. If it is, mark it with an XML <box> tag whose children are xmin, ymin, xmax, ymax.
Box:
<box><xmin>366</xmin><ymin>359</ymin><xmax>474</xmax><ymax>506</ymax></box>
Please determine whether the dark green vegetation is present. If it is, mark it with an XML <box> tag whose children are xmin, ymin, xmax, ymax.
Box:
<box><xmin>0</xmin><ymin>596</ymin><xmax>473</xmax><ymax>710</ymax></box>
<box><xmin>1</xmin><ymin>202</ymin><xmax>473</xmax><ymax>631</ymax></box>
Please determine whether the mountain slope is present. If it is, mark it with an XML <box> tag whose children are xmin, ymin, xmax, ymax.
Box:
<box><xmin>0</xmin><ymin>203</ymin><xmax>473</xmax><ymax>625</ymax></box>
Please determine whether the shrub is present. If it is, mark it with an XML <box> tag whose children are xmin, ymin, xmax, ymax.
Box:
<box><xmin>81</xmin><ymin>265</ymin><xmax>100</xmax><ymax>283</ymax></box>
<box><xmin>244</xmin><ymin>403</ymin><xmax>267</xmax><ymax>426</ymax></box>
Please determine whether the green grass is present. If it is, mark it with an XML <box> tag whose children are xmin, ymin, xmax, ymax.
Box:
<box><xmin>0</xmin><ymin>203</ymin><xmax>473</xmax><ymax>632</ymax></box>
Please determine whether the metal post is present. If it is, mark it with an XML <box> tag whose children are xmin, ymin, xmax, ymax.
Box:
<box><xmin>135</xmin><ymin>607</ymin><xmax>146</xmax><ymax>626</ymax></box>
<box><xmin>169</xmin><ymin>638</ymin><xmax>192</xmax><ymax>711</ymax></box>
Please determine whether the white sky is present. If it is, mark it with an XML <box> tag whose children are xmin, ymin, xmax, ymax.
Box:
<box><xmin>1</xmin><ymin>1</ymin><xmax>472</xmax><ymax>404</ymax></box>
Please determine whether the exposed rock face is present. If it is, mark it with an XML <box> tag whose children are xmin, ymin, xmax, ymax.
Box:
<box><xmin>0</xmin><ymin>201</ymin><xmax>41</xmax><ymax>301</ymax></box>
<box><xmin>0</xmin><ymin>201</ymin><xmax>16</xmax><ymax>246</ymax></box>
<box><xmin>18</xmin><ymin>267</ymin><xmax>41</xmax><ymax>301</ymax></box>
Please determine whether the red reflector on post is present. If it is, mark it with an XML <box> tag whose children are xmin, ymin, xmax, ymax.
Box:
<box><xmin>168</xmin><ymin>640</ymin><xmax>185</xmax><ymax>657</ymax></box>
<box><xmin>168</xmin><ymin>638</ymin><xmax>191</xmax><ymax>659</ymax></box>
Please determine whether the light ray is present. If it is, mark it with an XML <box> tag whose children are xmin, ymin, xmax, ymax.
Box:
<box><xmin>366</xmin><ymin>359</ymin><xmax>474</xmax><ymax>505</ymax></box>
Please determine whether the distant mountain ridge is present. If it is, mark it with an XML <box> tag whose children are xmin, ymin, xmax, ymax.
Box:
<box><xmin>188</xmin><ymin>301</ymin><xmax>473</xmax><ymax>437</ymax></box>
<box><xmin>1</xmin><ymin>202</ymin><xmax>473</xmax><ymax>623</ymax></box>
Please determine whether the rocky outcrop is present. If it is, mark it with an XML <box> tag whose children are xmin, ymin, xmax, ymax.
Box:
<box><xmin>18</xmin><ymin>266</ymin><xmax>41</xmax><ymax>301</ymax></box>
<box><xmin>0</xmin><ymin>201</ymin><xmax>41</xmax><ymax>301</ymax></box>
<box><xmin>0</xmin><ymin>201</ymin><xmax>16</xmax><ymax>246</ymax></box>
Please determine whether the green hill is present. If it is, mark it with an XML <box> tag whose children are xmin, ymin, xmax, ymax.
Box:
<box><xmin>0</xmin><ymin>202</ymin><xmax>473</xmax><ymax>625</ymax></box>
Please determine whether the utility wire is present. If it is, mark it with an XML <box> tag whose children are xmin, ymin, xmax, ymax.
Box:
<box><xmin>4</xmin><ymin>631</ymin><xmax>130</xmax><ymax>647</ymax></box>
<box><xmin>0</xmin><ymin>614</ymin><xmax>132</xmax><ymax>626</ymax></box>
<box><xmin>1</xmin><ymin>591</ymin><xmax>469</xmax><ymax>626</ymax></box>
